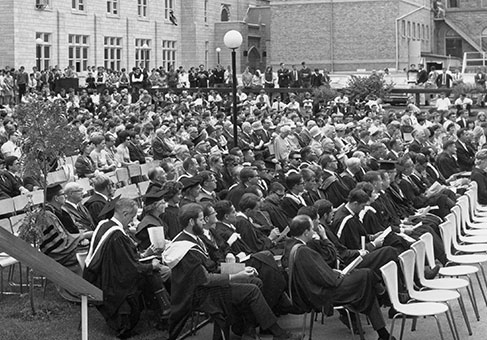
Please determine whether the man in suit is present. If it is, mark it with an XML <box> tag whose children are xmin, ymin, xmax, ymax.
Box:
<box><xmin>456</xmin><ymin>128</ymin><xmax>475</xmax><ymax>172</ymax></box>
<box><xmin>84</xmin><ymin>174</ymin><xmax>114</xmax><ymax>226</ymax></box>
<box><xmin>416</xmin><ymin>64</ymin><xmax>428</xmax><ymax>85</ymax></box>
<box><xmin>277</xmin><ymin>63</ymin><xmax>290</xmax><ymax>89</ymax></box>
<box><xmin>437</xmin><ymin>140</ymin><xmax>460</xmax><ymax>179</ymax></box>
<box><xmin>63</xmin><ymin>182</ymin><xmax>96</xmax><ymax>232</ymax></box>
<box><xmin>226</xmin><ymin>167</ymin><xmax>261</xmax><ymax>209</ymax></box>
<box><xmin>289</xmin><ymin>65</ymin><xmax>300</xmax><ymax>88</ymax></box>
<box><xmin>0</xmin><ymin>156</ymin><xmax>29</xmax><ymax>198</ymax></box>
<box><xmin>475</xmin><ymin>67</ymin><xmax>486</xmax><ymax>89</ymax></box>
<box><xmin>436</xmin><ymin>67</ymin><xmax>453</xmax><ymax>88</ymax></box>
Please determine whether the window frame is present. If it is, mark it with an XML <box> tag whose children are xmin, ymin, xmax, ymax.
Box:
<box><xmin>36</xmin><ymin>32</ymin><xmax>51</xmax><ymax>71</ymax></box>
<box><xmin>137</xmin><ymin>0</ymin><xmax>148</xmax><ymax>18</ymax></box>
<box><xmin>68</xmin><ymin>34</ymin><xmax>89</xmax><ymax>73</ymax></box>
<box><xmin>161</xmin><ymin>40</ymin><xmax>177</xmax><ymax>71</ymax></box>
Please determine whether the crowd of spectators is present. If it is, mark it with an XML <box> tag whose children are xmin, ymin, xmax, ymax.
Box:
<box><xmin>2</xmin><ymin>61</ymin><xmax>487</xmax><ymax>340</ymax></box>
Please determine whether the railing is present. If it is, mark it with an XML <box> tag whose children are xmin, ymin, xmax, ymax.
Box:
<box><xmin>462</xmin><ymin>52</ymin><xmax>487</xmax><ymax>73</ymax></box>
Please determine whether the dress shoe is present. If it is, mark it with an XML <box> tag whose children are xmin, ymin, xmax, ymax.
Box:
<box><xmin>424</xmin><ymin>265</ymin><xmax>440</xmax><ymax>279</ymax></box>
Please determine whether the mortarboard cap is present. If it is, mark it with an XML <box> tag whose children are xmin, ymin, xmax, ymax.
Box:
<box><xmin>179</xmin><ymin>175</ymin><xmax>202</xmax><ymax>191</ymax></box>
<box><xmin>379</xmin><ymin>160</ymin><xmax>397</xmax><ymax>171</ymax></box>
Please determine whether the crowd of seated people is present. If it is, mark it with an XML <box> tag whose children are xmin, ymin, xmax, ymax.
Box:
<box><xmin>2</xmin><ymin>62</ymin><xmax>486</xmax><ymax>339</ymax></box>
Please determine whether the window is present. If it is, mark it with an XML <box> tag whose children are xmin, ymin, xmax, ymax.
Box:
<box><xmin>422</xmin><ymin>24</ymin><xmax>425</xmax><ymax>40</ymax></box>
<box><xmin>107</xmin><ymin>0</ymin><xmax>118</xmax><ymax>15</ymax></box>
<box><xmin>481</xmin><ymin>28</ymin><xmax>487</xmax><ymax>51</ymax></box>
<box><xmin>401</xmin><ymin>20</ymin><xmax>406</xmax><ymax>37</ymax></box>
<box><xmin>135</xmin><ymin>39</ymin><xmax>151</xmax><ymax>69</ymax></box>
<box><xmin>35</xmin><ymin>0</ymin><xmax>50</xmax><ymax>9</ymax></box>
<box><xmin>407</xmin><ymin>21</ymin><xmax>411</xmax><ymax>38</ymax></box>
<box><xmin>412</xmin><ymin>22</ymin><xmax>416</xmax><ymax>39</ymax></box>
<box><xmin>72</xmin><ymin>0</ymin><xmax>85</xmax><ymax>11</ymax></box>
<box><xmin>165</xmin><ymin>0</ymin><xmax>174</xmax><ymax>19</ymax></box>
<box><xmin>162</xmin><ymin>40</ymin><xmax>176</xmax><ymax>71</ymax></box>
<box><xmin>36</xmin><ymin>33</ymin><xmax>51</xmax><ymax>70</ymax></box>
<box><xmin>446</xmin><ymin>38</ymin><xmax>463</xmax><ymax>58</ymax></box>
<box><xmin>426</xmin><ymin>25</ymin><xmax>430</xmax><ymax>40</ymax></box>
<box><xmin>138</xmin><ymin>0</ymin><xmax>147</xmax><ymax>17</ymax></box>
<box><xmin>104</xmin><ymin>37</ymin><xmax>122</xmax><ymax>70</ymax></box>
<box><xmin>221</xmin><ymin>5</ymin><xmax>229</xmax><ymax>22</ymax></box>
<box><xmin>448</xmin><ymin>0</ymin><xmax>458</xmax><ymax>8</ymax></box>
<box><xmin>204</xmin><ymin>0</ymin><xmax>208</xmax><ymax>23</ymax></box>
<box><xmin>68</xmin><ymin>34</ymin><xmax>89</xmax><ymax>72</ymax></box>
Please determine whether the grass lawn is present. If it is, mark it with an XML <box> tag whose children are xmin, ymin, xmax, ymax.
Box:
<box><xmin>0</xmin><ymin>267</ymin><xmax>168</xmax><ymax>340</ymax></box>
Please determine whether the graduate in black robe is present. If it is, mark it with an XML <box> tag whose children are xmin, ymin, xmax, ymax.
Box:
<box><xmin>282</xmin><ymin>215</ymin><xmax>393</xmax><ymax>340</ymax></box>
<box><xmin>261</xmin><ymin>190</ymin><xmax>290</xmax><ymax>232</ymax></box>
<box><xmin>165</xmin><ymin>203</ymin><xmax>299</xmax><ymax>340</ymax></box>
<box><xmin>83</xmin><ymin>199</ymin><xmax>170</xmax><ymax>339</ymax></box>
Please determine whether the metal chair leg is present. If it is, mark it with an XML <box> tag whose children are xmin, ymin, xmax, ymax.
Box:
<box><xmin>458</xmin><ymin>293</ymin><xmax>472</xmax><ymax>336</ymax></box>
<box><xmin>399</xmin><ymin>315</ymin><xmax>406</xmax><ymax>340</ymax></box>
<box><xmin>474</xmin><ymin>271</ymin><xmax>487</xmax><ymax>307</ymax></box>
<box><xmin>433</xmin><ymin>315</ymin><xmax>445</xmax><ymax>340</ymax></box>
<box><xmin>309</xmin><ymin>310</ymin><xmax>314</xmax><ymax>340</ymax></box>
<box><xmin>445</xmin><ymin>302</ymin><xmax>459</xmax><ymax>340</ymax></box>
<box><xmin>389</xmin><ymin>315</ymin><xmax>399</xmax><ymax>340</ymax></box>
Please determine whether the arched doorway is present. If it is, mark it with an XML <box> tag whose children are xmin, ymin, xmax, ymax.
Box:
<box><xmin>247</xmin><ymin>47</ymin><xmax>261</xmax><ymax>73</ymax></box>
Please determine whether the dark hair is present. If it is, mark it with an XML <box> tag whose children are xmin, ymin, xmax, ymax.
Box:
<box><xmin>314</xmin><ymin>199</ymin><xmax>333</xmax><ymax>218</ymax></box>
<box><xmin>347</xmin><ymin>188</ymin><xmax>370</xmax><ymax>204</ymax></box>
<box><xmin>363</xmin><ymin>171</ymin><xmax>381</xmax><ymax>183</ymax></box>
<box><xmin>288</xmin><ymin>215</ymin><xmax>313</xmax><ymax>237</ymax></box>
<box><xmin>178</xmin><ymin>203</ymin><xmax>203</xmax><ymax>228</ymax></box>
<box><xmin>269</xmin><ymin>182</ymin><xmax>285</xmax><ymax>193</ymax></box>
<box><xmin>355</xmin><ymin>182</ymin><xmax>374</xmax><ymax>196</ymax></box>
<box><xmin>214</xmin><ymin>200</ymin><xmax>234</xmax><ymax>221</ymax></box>
<box><xmin>244</xmin><ymin>185</ymin><xmax>262</xmax><ymax>197</ymax></box>
<box><xmin>285</xmin><ymin>173</ymin><xmax>303</xmax><ymax>190</ymax></box>
<box><xmin>239</xmin><ymin>167</ymin><xmax>257</xmax><ymax>183</ymax></box>
<box><xmin>238</xmin><ymin>193</ymin><xmax>260</xmax><ymax>212</ymax></box>
<box><xmin>297</xmin><ymin>206</ymin><xmax>318</xmax><ymax>220</ymax></box>
<box><xmin>161</xmin><ymin>181</ymin><xmax>183</xmax><ymax>201</ymax></box>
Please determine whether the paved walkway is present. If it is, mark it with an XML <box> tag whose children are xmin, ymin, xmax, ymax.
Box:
<box><xmin>186</xmin><ymin>270</ymin><xmax>487</xmax><ymax>340</ymax></box>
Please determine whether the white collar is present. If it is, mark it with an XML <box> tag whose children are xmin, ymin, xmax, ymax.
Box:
<box><xmin>95</xmin><ymin>191</ymin><xmax>109</xmax><ymax>201</ymax></box>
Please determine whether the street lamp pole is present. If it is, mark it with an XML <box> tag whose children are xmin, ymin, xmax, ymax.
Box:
<box><xmin>216</xmin><ymin>47</ymin><xmax>221</xmax><ymax>65</ymax></box>
<box><xmin>223</xmin><ymin>30</ymin><xmax>243</xmax><ymax>149</ymax></box>
<box><xmin>231</xmin><ymin>48</ymin><xmax>238</xmax><ymax>147</ymax></box>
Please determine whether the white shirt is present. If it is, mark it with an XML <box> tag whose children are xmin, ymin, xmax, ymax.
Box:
<box><xmin>436</xmin><ymin>97</ymin><xmax>451</xmax><ymax>111</ymax></box>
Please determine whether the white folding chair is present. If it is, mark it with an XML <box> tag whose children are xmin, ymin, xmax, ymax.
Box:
<box><xmin>411</xmin><ymin>240</ymin><xmax>478</xmax><ymax>322</ymax></box>
<box><xmin>380</xmin><ymin>261</ymin><xmax>452</xmax><ymax>340</ymax></box>
<box><xmin>451</xmin><ymin>206</ymin><xmax>487</xmax><ymax>244</ymax></box>
<box><xmin>439</xmin><ymin>220</ymin><xmax>487</xmax><ymax>308</ymax></box>
<box><xmin>399</xmin><ymin>250</ymin><xmax>460</xmax><ymax>339</ymax></box>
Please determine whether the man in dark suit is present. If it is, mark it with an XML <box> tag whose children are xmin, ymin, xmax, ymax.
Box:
<box><xmin>437</xmin><ymin>140</ymin><xmax>460</xmax><ymax>179</ymax></box>
<box><xmin>84</xmin><ymin>174</ymin><xmax>113</xmax><ymax>226</ymax></box>
<box><xmin>0</xmin><ymin>156</ymin><xmax>29</xmax><ymax>198</ymax></box>
<box><xmin>456</xmin><ymin>128</ymin><xmax>475</xmax><ymax>172</ymax></box>
<box><xmin>277</xmin><ymin>63</ymin><xmax>290</xmax><ymax>89</ymax></box>
<box><xmin>63</xmin><ymin>182</ymin><xmax>95</xmax><ymax>232</ymax></box>
<box><xmin>226</xmin><ymin>167</ymin><xmax>261</xmax><ymax>209</ymax></box>
<box><xmin>416</xmin><ymin>64</ymin><xmax>428</xmax><ymax>85</ymax></box>
<box><xmin>436</xmin><ymin>68</ymin><xmax>453</xmax><ymax>88</ymax></box>
<box><xmin>289</xmin><ymin>65</ymin><xmax>300</xmax><ymax>88</ymax></box>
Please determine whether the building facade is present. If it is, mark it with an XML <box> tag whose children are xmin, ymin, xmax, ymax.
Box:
<box><xmin>269</xmin><ymin>0</ymin><xmax>432</xmax><ymax>72</ymax></box>
<box><xmin>0</xmin><ymin>0</ymin><xmax>270</xmax><ymax>73</ymax></box>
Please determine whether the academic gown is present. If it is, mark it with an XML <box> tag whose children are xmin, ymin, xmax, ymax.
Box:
<box><xmin>283</xmin><ymin>238</ymin><xmax>379</xmax><ymax>318</ymax></box>
<box><xmin>235</xmin><ymin>215</ymin><xmax>273</xmax><ymax>253</ymax></box>
<box><xmin>83</xmin><ymin>220</ymin><xmax>158</xmax><ymax>336</ymax></box>
<box><xmin>261</xmin><ymin>196</ymin><xmax>290</xmax><ymax>232</ymax></box>
<box><xmin>319</xmin><ymin>171</ymin><xmax>349</xmax><ymax>208</ymax></box>
<box><xmin>214</xmin><ymin>221</ymin><xmax>253</xmax><ymax>255</ymax></box>
<box><xmin>84</xmin><ymin>193</ymin><xmax>108</xmax><ymax>226</ymax></box>
<box><xmin>161</xmin><ymin>205</ymin><xmax>182</xmax><ymax>240</ymax></box>
<box><xmin>135</xmin><ymin>213</ymin><xmax>166</xmax><ymax>251</ymax></box>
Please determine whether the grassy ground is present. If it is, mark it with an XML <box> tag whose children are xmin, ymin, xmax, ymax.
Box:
<box><xmin>0</xmin><ymin>267</ymin><xmax>168</xmax><ymax>340</ymax></box>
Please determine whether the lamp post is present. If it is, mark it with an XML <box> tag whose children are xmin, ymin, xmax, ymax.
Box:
<box><xmin>223</xmin><ymin>30</ymin><xmax>243</xmax><ymax>148</ymax></box>
<box><xmin>216</xmin><ymin>47</ymin><xmax>221</xmax><ymax>64</ymax></box>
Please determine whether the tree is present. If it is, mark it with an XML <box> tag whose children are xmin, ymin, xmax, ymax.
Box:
<box><xmin>345</xmin><ymin>74</ymin><xmax>394</xmax><ymax>103</ymax></box>
<box><xmin>14</xmin><ymin>99</ymin><xmax>84</xmax><ymax>313</ymax></box>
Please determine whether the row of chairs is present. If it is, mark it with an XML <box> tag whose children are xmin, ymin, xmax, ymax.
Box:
<box><xmin>380</xmin><ymin>182</ymin><xmax>487</xmax><ymax>340</ymax></box>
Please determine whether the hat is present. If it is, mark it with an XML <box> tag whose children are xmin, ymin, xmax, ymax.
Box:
<box><xmin>97</xmin><ymin>195</ymin><xmax>121</xmax><ymax>219</ymax></box>
<box><xmin>309</xmin><ymin>126</ymin><xmax>322</xmax><ymax>138</ymax></box>
<box><xmin>45</xmin><ymin>183</ymin><xmax>64</xmax><ymax>202</ymax></box>
<box><xmin>379</xmin><ymin>160</ymin><xmax>397</xmax><ymax>171</ymax></box>
<box><xmin>179</xmin><ymin>175</ymin><xmax>202</xmax><ymax>191</ymax></box>
<box><xmin>4</xmin><ymin>155</ymin><xmax>18</xmax><ymax>168</ymax></box>
<box><xmin>144</xmin><ymin>189</ymin><xmax>169</xmax><ymax>206</ymax></box>
<box><xmin>251</xmin><ymin>121</ymin><xmax>263</xmax><ymax>130</ymax></box>
<box><xmin>335</xmin><ymin>123</ymin><xmax>346</xmax><ymax>131</ymax></box>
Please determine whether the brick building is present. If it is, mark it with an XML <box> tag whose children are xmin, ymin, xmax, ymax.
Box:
<box><xmin>270</xmin><ymin>0</ymin><xmax>433</xmax><ymax>72</ymax></box>
<box><xmin>0</xmin><ymin>0</ymin><xmax>270</xmax><ymax>73</ymax></box>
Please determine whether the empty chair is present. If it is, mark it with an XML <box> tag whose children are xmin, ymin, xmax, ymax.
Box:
<box><xmin>399</xmin><ymin>249</ymin><xmax>462</xmax><ymax>339</ymax></box>
<box><xmin>451</xmin><ymin>206</ymin><xmax>487</xmax><ymax>244</ymax></box>
<box><xmin>137</xmin><ymin>181</ymin><xmax>150</xmax><ymax>197</ymax></box>
<box><xmin>439</xmin><ymin>220</ymin><xmax>487</xmax><ymax>308</ymax></box>
<box><xmin>0</xmin><ymin>198</ymin><xmax>15</xmax><ymax>216</ymax></box>
<box><xmin>113</xmin><ymin>184</ymin><xmax>140</xmax><ymax>201</ymax></box>
<box><xmin>9</xmin><ymin>214</ymin><xmax>27</xmax><ymax>236</ymax></box>
<box><xmin>115</xmin><ymin>168</ymin><xmax>130</xmax><ymax>187</ymax></box>
<box><xmin>410</xmin><ymin>240</ymin><xmax>478</xmax><ymax>323</ymax></box>
<box><xmin>380</xmin><ymin>261</ymin><xmax>453</xmax><ymax>340</ymax></box>
<box><xmin>12</xmin><ymin>194</ymin><xmax>30</xmax><ymax>214</ymax></box>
